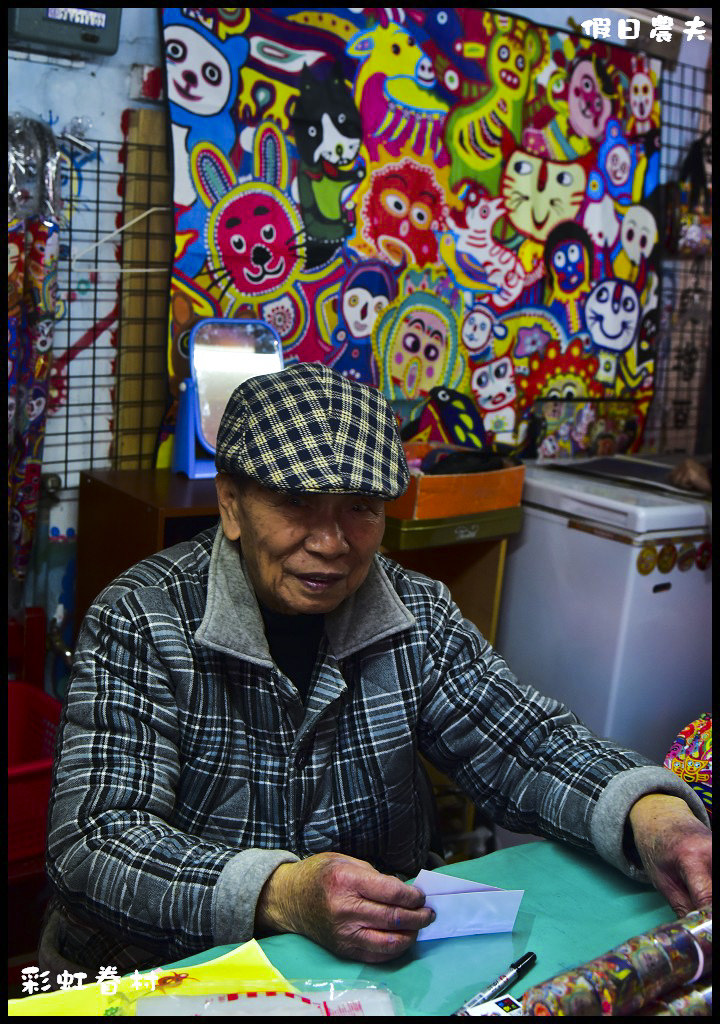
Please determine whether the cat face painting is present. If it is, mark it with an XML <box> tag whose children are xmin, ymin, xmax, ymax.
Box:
<box><xmin>293</xmin><ymin>63</ymin><xmax>362</xmax><ymax>169</ymax></box>
<box><xmin>210</xmin><ymin>184</ymin><xmax>304</xmax><ymax>297</ymax></box>
<box><xmin>501</xmin><ymin>150</ymin><xmax>587</xmax><ymax>241</ymax></box>
<box><xmin>471</xmin><ymin>355</ymin><xmax>516</xmax><ymax>412</ymax></box>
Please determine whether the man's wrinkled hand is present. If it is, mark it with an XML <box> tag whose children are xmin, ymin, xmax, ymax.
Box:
<box><xmin>667</xmin><ymin>458</ymin><xmax>712</xmax><ymax>494</ymax></box>
<box><xmin>629</xmin><ymin>794</ymin><xmax>712</xmax><ymax>916</ymax></box>
<box><xmin>256</xmin><ymin>851</ymin><xmax>435</xmax><ymax>962</ymax></box>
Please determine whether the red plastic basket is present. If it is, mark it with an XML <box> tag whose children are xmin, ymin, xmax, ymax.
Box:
<box><xmin>8</xmin><ymin>681</ymin><xmax>63</xmax><ymax>875</ymax></box>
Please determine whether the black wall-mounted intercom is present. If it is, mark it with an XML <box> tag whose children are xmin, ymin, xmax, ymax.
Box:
<box><xmin>9</xmin><ymin>8</ymin><xmax>122</xmax><ymax>59</ymax></box>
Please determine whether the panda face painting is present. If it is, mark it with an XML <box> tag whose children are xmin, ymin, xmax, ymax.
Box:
<box><xmin>585</xmin><ymin>280</ymin><xmax>641</xmax><ymax>352</ymax></box>
<box><xmin>164</xmin><ymin>25</ymin><xmax>233</xmax><ymax>116</ymax></box>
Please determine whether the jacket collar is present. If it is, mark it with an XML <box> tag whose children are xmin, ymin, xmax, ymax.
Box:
<box><xmin>196</xmin><ymin>526</ymin><xmax>415</xmax><ymax>664</ymax></box>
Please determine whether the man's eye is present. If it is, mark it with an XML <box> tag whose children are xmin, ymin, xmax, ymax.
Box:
<box><xmin>353</xmin><ymin>500</ymin><xmax>382</xmax><ymax>516</ymax></box>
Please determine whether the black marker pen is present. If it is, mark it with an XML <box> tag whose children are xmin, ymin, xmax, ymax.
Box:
<box><xmin>451</xmin><ymin>951</ymin><xmax>537</xmax><ymax>1015</ymax></box>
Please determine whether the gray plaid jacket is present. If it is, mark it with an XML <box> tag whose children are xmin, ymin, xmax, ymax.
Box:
<box><xmin>44</xmin><ymin>525</ymin><xmax>706</xmax><ymax>973</ymax></box>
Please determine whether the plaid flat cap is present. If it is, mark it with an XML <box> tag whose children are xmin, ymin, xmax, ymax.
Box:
<box><xmin>215</xmin><ymin>363</ymin><xmax>409</xmax><ymax>499</ymax></box>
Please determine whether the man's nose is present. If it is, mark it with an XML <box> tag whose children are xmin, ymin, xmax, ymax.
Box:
<box><xmin>304</xmin><ymin>512</ymin><xmax>350</xmax><ymax>557</ymax></box>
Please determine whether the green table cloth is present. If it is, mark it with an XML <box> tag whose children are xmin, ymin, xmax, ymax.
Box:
<box><xmin>175</xmin><ymin>840</ymin><xmax>672</xmax><ymax>1016</ymax></box>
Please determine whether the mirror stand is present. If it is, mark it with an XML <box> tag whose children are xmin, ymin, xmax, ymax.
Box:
<box><xmin>172</xmin><ymin>318</ymin><xmax>284</xmax><ymax>479</ymax></box>
<box><xmin>173</xmin><ymin>377</ymin><xmax>217</xmax><ymax>478</ymax></box>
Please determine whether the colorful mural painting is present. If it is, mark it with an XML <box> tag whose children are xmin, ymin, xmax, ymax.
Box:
<box><xmin>159</xmin><ymin>7</ymin><xmax>663</xmax><ymax>461</ymax></box>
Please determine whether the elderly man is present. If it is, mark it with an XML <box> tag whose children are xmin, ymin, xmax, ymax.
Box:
<box><xmin>41</xmin><ymin>363</ymin><xmax>710</xmax><ymax>976</ymax></box>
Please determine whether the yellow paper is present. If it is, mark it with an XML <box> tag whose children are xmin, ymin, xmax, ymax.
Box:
<box><xmin>8</xmin><ymin>939</ymin><xmax>292</xmax><ymax>1016</ymax></box>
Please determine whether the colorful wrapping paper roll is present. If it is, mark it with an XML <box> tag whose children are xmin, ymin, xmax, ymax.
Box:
<box><xmin>638</xmin><ymin>979</ymin><xmax>712</xmax><ymax>1016</ymax></box>
<box><xmin>664</xmin><ymin>714</ymin><xmax>712</xmax><ymax>820</ymax></box>
<box><xmin>522</xmin><ymin>906</ymin><xmax>711</xmax><ymax>1016</ymax></box>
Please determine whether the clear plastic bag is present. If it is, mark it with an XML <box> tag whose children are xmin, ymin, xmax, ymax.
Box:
<box><xmin>132</xmin><ymin>979</ymin><xmax>404</xmax><ymax>1016</ymax></box>
<box><xmin>8</xmin><ymin>114</ymin><xmax>62</xmax><ymax>223</ymax></box>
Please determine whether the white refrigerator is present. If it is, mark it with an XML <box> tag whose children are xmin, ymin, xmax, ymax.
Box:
<box><xmin>496</xmin><ymin>462</ymin><xmax>712</xmax><ymax>769</ymax></box>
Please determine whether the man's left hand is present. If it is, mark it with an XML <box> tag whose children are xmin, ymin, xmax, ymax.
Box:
<box><xmin>629</xmin><ymin>794</ymin><xmax>712</xmax><ymax>916</ymax></box>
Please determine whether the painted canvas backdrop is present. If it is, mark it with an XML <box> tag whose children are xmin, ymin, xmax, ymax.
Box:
<box><xmin>158</xmin><ymin>7</ymin><xmax>662</xmax><ymax>462</ymax></box>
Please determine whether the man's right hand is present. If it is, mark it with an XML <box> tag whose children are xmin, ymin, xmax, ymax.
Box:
<box><xmin>255</xmin><ymin>851</ymin><xmax>435</xmax><ymax>963</ymax></box>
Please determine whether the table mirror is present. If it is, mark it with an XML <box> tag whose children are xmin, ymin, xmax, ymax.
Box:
<box><xmin>173</xmin><ymin>318</ymin><xmax>283</xmax><ymax>478</ymax></box>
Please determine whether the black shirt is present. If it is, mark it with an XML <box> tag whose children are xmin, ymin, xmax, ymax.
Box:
<box><xmin>259</xmin><ymin>603</ymin><xmax>326</xmax><ymax>703</ymax></box>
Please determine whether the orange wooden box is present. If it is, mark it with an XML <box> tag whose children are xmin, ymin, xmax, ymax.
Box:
<box><xmin>386</xmin><ymin>443</ymin><xmax>525</xmax><ymax>520</ymax></box>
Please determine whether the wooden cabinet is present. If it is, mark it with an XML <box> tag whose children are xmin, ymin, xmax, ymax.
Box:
<box><xmin>75</xmin><ymin>470</ymin><xmax>220</xmax><ymax>639</ymax></box>
<box><xmin>382</xmin><ymin>508</ymin><xmax>522</xmax><ymax>646</ymax></box>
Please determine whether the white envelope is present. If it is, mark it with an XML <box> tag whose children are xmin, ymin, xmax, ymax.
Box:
<box><xmin>413</xmin><ymin>869</ymin><xmax>524</xmax><ymax>941</ymax></box>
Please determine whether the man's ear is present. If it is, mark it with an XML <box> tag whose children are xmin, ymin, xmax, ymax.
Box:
<box><xmin>215</xmin><ymin>473</ymin><xmax>242</xmax><ymax>541</ymax></box>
